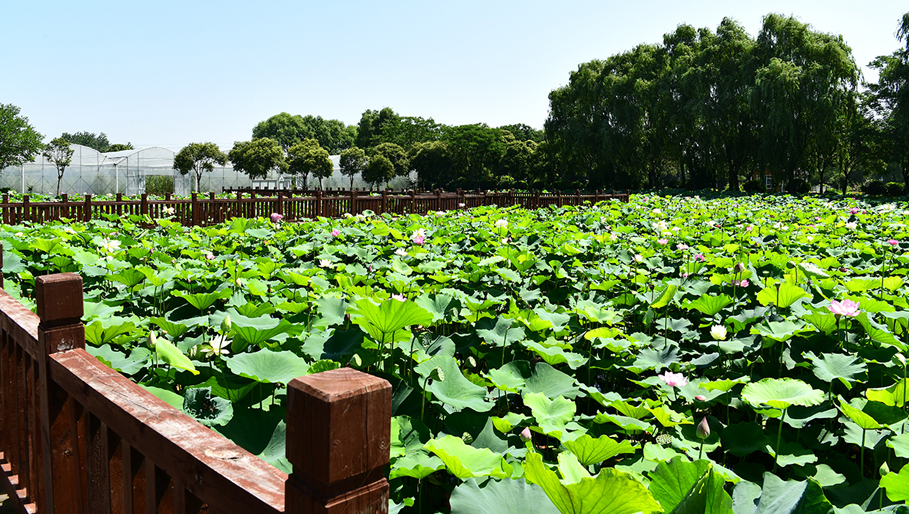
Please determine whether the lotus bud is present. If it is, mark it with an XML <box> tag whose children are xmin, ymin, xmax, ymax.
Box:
<box><xmin>696</xmin><ymin>417</ymin><xmax>710</xmax><ymax>440</ymax></box>
<box><xmin>734</xmin><ymin>262</ymin><xmax>745</xmax><ymax>274</ymax></box>
<box><xmin>520</xmin><ymin>427</ymin><xmax>532</xmax><ymax>442</ymax></box>
<box><xmin>881</xmin><ymin>462</ymin><xmax>891</xmax><ymax>476</ymax></box>
<box><xmin>461</xmin><ymin>432</ymin><xmax>474</xmax><ymax>444</ymax></box>
<box><xmin>221</xmin><ymin>314</ymin><xmax>232</xmax><ymax>333</ymax></box>
<box><xmin>149</xmin><ymin>331</ymin><xmax>158</xmax><ymax>349</ymax></box>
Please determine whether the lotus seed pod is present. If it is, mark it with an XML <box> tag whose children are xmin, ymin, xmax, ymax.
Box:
<box><xmin>696</xmin><ymin>417</ymin><xmax>710</xmax><ymax>440</ymax></box>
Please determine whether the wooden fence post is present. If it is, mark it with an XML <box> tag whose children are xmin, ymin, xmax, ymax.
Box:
<box><xmin>140</xmin><ymin>194</ymin><xmax>148</xmax><ymax>217</ymax></box>
<box><xmin>35</xmin><ymin>273</ymin><xmax>87</xmax><ymax>514</ymax></box>
<box><xmin>84</xmin><ymin>194</ymin><xmax>92</xmax><ymax>222</ymax></box>
<box><xmin>350</xmin><ymin>190</ymin><xmax>358</xmax><ymax>215</ymax></box>
<box><xmin>285</xmin><ymin>368</ymin><xmax>391</xmax><ymax>514</ymax></box>
<box><xmin>2</xmin><ymin>193</ymin><xmax>7</xmax><ymax>225</ymax></box>
<box><xmin>435</xmin><ymin>189</ymin><xmax>441</xmax><ymax>211</ymax></box>
<box><xmin>191</xmin><ymin>193</ymin><xmax>200</xmax><ymax>226</ymax></box>
<box><xmin>410</xmin><ymin>190</ymin><xmax>416</xmax><ymax>214</ymax></box>
<box><xmin>23</xmin><ymin>195</ymin><xmax>30</xmax><ymax>223</ymax></box>
<box><xmin>316</xmin><ymin>190</ymin><xmax>323</xmax><ymax>218</ymax></box>
<box><xmin>115</xmin><ymin>193</ymin><xmax>123</xmax><ymax>217</ymax></box>
<box><xmin>381</xmin><ymin>190</ymin><xmax>387</xmax><ymax>215</ymax></box>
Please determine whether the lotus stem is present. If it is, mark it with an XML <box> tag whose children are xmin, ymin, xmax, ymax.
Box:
<box><xmin>773</xmin><ymin>408</ymin><xmax>786</xmax><ymax>473</ymax></box>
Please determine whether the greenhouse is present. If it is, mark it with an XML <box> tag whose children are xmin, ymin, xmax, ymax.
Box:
<box><xmin>0</xmin><ymin>147</ymin><xmax>414</xmax><ymax>196</ymax></box>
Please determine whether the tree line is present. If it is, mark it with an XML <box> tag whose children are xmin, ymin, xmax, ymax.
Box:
<box><xmin>4</xmin><ymin>12</ymin><xmax>909</xmax><ymax>195</ymax></box>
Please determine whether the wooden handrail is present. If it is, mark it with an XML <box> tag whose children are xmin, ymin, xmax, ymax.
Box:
<box><xmin>0</xmin><ymin>190</ymin><xmax>629</xmax><ymax>226</ymax></box>
<box><xmin>0</xmin><ymin>271</ymin><xmax>392</xmax><ymax>513</ymax></box>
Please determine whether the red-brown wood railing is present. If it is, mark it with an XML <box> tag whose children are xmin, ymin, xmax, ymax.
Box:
<box><xmin>0</xmin><ymin>190</ymin><xmax>629</xmax><ymax>227</ymax></box>
<box><xmin>0</xmin><ymin>265</ymin><xmax>391</xmax><ymax>513</ymax></box>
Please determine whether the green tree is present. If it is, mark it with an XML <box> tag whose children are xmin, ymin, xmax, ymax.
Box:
<box><xmin>497</xmin><ymin>131</ymin><xmax>537</xmax><ymax>188</ymax></box>
<box><xmin>253</xmin><ymin>113</ymin><xmax>355</xmax><ymax>155</ymax></box>
<box><xmin>228</xmin><ymin>138</ymin><xmax>287</xmax><ymax>180</ymax></box>
<box><xmin>867</xmin><ymin>13</ymin><xmax>909</xmax><ymax>189</ymax></box>
<box><xmin>287</xmin><ymin>139</ymin><xmax>333</xmax><ymax>189</ymax></box>
<box><xmin>371</xmin><ymin>142</ymin><xmax>410</xmax><ymax>179</ymax></box>
<box><xmin>751</xmin><ymin>14</ymin><xmax>859</xmax><ymax>191</ymax></box>
<box><xmin>441</xmin><ymin>124</ymin><xmax>506</xmax><ymax>189</ymax></box>
<box><xmin>363</xmin><ymin>154</ymin><xmax>394</xmax><ymax>188</ymax></box>
<box><xmin>339</xmin><ymin>147</ymin><xmax>367</xmax><ymax>190</ymax></box>
<box><xmin>43</xmin><ymin>137</ymin><xmax>74</xmax><ymax>196</ymax></box>
<box><xmin>409</xmin><ymin>141</ymin><xmax>456</xmax><ymax>190</ymax></box>
<box><xmin>107</xmin><ymin>142</ymin><xmax>134</xmax><ymax>152</ymax></box>
<box><xmin>0</xmin><ymin>104</ymin><xmax>44</xmax><ymax>171</ymax></box>
<box><xmin>355</xmin><ymin>107</ymin><xmax>400</xmax><ymax>149</ymax></box>
<box><xmin>173</xmin><ymin>142</ymin><xmax>228</xmax><ymax>192</ymax></box>
<box><xmin>60</xmin><ymin>131</ymin><xmax>110</xmax><ymax>152</ymax></box>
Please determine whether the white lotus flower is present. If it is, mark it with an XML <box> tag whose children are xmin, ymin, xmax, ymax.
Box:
<box><xmin>710</xmin><ymin>325</ymin><xmax>727</xmax><ymax>341</ymax></box>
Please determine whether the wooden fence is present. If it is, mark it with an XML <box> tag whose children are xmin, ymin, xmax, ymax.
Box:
<box><xmin>0</xmin><ymin>189</ymin><xmax>629</xmax><ymax>227</ymax></box>
<box><xmin>0</xmin><ymin>255</ymin><xmax>392</xmax><ymax>513</ymax></box>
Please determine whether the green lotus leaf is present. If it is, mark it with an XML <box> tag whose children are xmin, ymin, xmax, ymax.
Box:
<box><xmin>389</xmin><ymin>451</ymin><xmax>445</xmax><ymax>480</ymax></box>
<box><xmin>225</xmin><ymin>350</ymin><xmax>309</xmax><ymax>385</ymax></box>
<box><xmin>751</xmin><ymin>320</ymin><xmax>810</xmax><ymax>342</ymax></box>
<box><xmin>477</xmin><ymin>316</ymin><xmax>525</xmax><ymax>347</ymax></box>
<box><xmin>867</xmin><ymin>379</ymin><xmax>909</xmax><ymax>408</ymax></box>
<box><xmin>351</xmin><ymin>296</ymin><xmax>434</xmax><ymax>337</ymax></box>
<box><xmin>804</xmin><ymin>352</ymin><xmax>866</xmax><ymax>389</ymax></box>
<box><xmin>172</xmin><ymin>288</ymin><xmax>232</xmax><ymax>312</ymax></box>
<box><xmin>450</xmin><ymin>477</ymin><xmax>560</xmax><ymax>514</ymax></box>
<box><xmin>523</xmin><ymin>340</ymin><xmax>588</xmax><ymax>370</ymax></box>
<box><xmin>881</xmin><ymin>464</ymin><xmax>909</xmax><ymax>504</ymax></box>
<box><xmin>417</xmin><ymin>354</ymin><xmax>492</xmax><ymax>412</ymax></box>
<box><xmin>561</xmin><ymin>434</ymin><xmax>637</xmax><ymax>466</ymax></box>
<box><xmin>649</xmin><ymin>284</ymin><xmax>678</xmax><ymax>309</ymax></box>
<box><xmin>183</xmin><ymin>387</ymin><xmax>233</xmax><ymax>427</ymax></box>
<box><xmin>741</xmin><ymin>378</ymin><xmax>823</xmax><ymax>410</ymax></box>
<box><xmin>756</xmin><ymin>283</ymin><xmax>810</xmax><ymax>309</ymax></box>
<box><xmin>648</xmin><ymin>457</ymin><xmax>733</xmax><ymax>514</ymax></box>
<box><xmin>227</xmin><ymin>309</ymin><xmax>293</xmax><ymax>352</ymax></box>
<box><xmin>155</xmin><ymin>336</ymin><xmax>199</xmax><ymax>375</ymax></box>
<box><xmin>888</xmin><ymin>433</ymin><xmax>909</xmax><ymax>458</ymax></box>
<box><xmin>524</xmin><ymin>392</ymin><xmax>576</xmax><ymax>435</ymax></box>
<box><xmin>523</xmin><ymin>452</ymin><xmax>662</xmax><ymax>514</ymax></box>
<box><xmin>732</xmin><ymin>473</ymin><xmax>832</xmax><ymax>514</ymax></box>
<box><xmin>425</xmin><ymin>435</ymin><xmax>513</xmax><ymax>480</ymax></box>
<box><xmin>683</xmin><ymin>294</ymin><xmax>733</xmax><ymax>317</ymax></box>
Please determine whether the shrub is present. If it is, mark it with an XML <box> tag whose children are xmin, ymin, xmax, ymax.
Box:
<box><xmin>863</xmin><ymin>180</ymin><xmax>887</xmax><ymax>196</ymax></box>
<box><xmin>742</xmin><ymin>179</ymin><xmax>763</xmax><ymax>193</ymax></box>
<box><xmin>885</xmin><ymin>181</ymin><xmax>906</xmax><ymax>196</ymax></box>
<box><xmin>146</xmin><ymin>175</ymin><xmax>174</xmax><ymax>195</ymax></box>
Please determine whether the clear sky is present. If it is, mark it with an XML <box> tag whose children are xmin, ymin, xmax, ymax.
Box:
<box><xmin>3</xmin><ymin>0</ymin><xmax>906</xmax><ymax>152</ymax></box>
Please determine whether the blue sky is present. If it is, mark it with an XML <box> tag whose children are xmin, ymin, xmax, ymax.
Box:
<box><xmin>4</xmin><ymin>0</ymin><xmax>907</xmax><ymax>152</ymax></box>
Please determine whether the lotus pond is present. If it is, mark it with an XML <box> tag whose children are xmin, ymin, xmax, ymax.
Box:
<box><xmin>2</xmin><ymin>193</ymin><xmax>909</xmax><ymax>513</ymax></box>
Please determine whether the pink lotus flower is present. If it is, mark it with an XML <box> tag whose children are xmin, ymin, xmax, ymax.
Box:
<box><xmin>694</xmin><ymin>254</ymin><xmax>706</xmax><ymax>262</ymax></box>
<box><xmin>658</xmin><ymin>371</ymin><xmax>688</xmax><ymax>387</ymax></box>
<box><xmin>205</xmin><ymin>253</ymin><xmax>215</xmax><ymax>260</ymax></box>
<box><xmin>695</xmin><ymin>395</ymin><xmax>707</xmax><ymax>401</ymax></box>
<box><xmin>270</xmin><ymin>213</ymin><xmax>283</xmax><ymax>223</ymax></box>
<box><xmin>391</xmin><ymin>294</ymin><xmax>406</xmax><ymax>301</ymax></box>
<box><xmin>413</xmin><ymin>235</ymin><xmax>425</xmax><ymax>245</ymax></box>
<box><xmin>520</xmin><ymin>427</ymin><xmax>532</xmax><ymax>442</ymax></box>
<box><xmin>676</xmin><ymin>243</ymin><xmax>689</xmax><ymax>251</ymax></box>
<box><xmin>849</xmin><ymin>207</ymin><xmax>859</xmax><ymax>214</ymax></box>
<box><xmin>658</xmin><ymin>238</ymin><xmax>669</xmax><ymax>245</ymax></box>
<box><xmin>696</xmin><ymin>417</ymin><xmax>710</xmax><ymax>439</ymax></box>
<box><xmin>889</xmin><ymin>239</ymin><xmax>899</xmax><ymax>246</ymax></box>
<box><xmin>732</xmin><ymin>279</ymin><xmax>749</xmax><ymax>287</ymax></box>
<box><xmin>330</xmin><ymin>229</ymin><xmax>340</xmax><ymax>237</ymax></box>
<box><xmin>829</xmin><ymin>299</ymin><xmax>860</xmax><ymax>317</ymax></box>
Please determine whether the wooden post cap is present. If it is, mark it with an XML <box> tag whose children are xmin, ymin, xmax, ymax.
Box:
<box><xmin>286</xmin><ymin>368</ymin><xmax>391</xmax><ymax>493</ymax></box>
<box><xmin>36</xmin><ymin>273</ymin><xmax>84</xmax><ymax>325</ymax></box>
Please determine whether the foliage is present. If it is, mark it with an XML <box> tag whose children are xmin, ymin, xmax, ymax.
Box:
<box><xmin>864</xmin><ymin>180</ymin><xmax>888</xmax><ymax>196</ymax></box>
<box><xmin>0</xmin><ymin>103</ymin><xmax>44</xmax><ymax>171</ymax></box>
<box><xmin>4</xmin><ymin>192</ymin><xmax>909</xmax><ymax>513</ymax></box>
<box><xmin>339</xmin><ymin>147</ymin><xmax>367</xmax><ymax>191</ymax></box>
<box><xmin>173</xmin><ymin>142</ymin><xmax>228</xmax><ymax>193</ymax></box>
<box><xmin>363</xmin><ymin>154</ymin><xmax>394</xmax><ymax>188</ymax></box>
<box><xmin>42</xmin><ymin>137</ymin><xmax>74</xmax><ymax>196</ymax></box>
<box><xmin>145</xmin><ymin>175</ymin><xmax>174</xmax><ymax>195</ymax></box>
<box><xmin>287</xmin><ymin>139</ymin><xmax>332</xmax><ymax>189</ymax></box>
<box><xmin>60</xmin><ymin>131</ymin><xmax>110</xmax><ymax>152</ymax></box>
<box><xmin>252</xmin><ymin>112</ymin><xmax>355</xmax><ymax>155</ymax></box>
<box><xmin>228</xmin><ymin>138</ymin><xmax>287</xmax><ymax>180</ymax></box>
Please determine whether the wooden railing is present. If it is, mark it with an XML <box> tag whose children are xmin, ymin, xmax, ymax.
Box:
<box><xmin>0</xmin><ymin>259</ymin><xmax>391</xmax><ymax>513</ymax></box>
<box><xmin>0</xmin><ymin>189</ymin><xmax>629</xmax><ymax>227</ymax></box>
